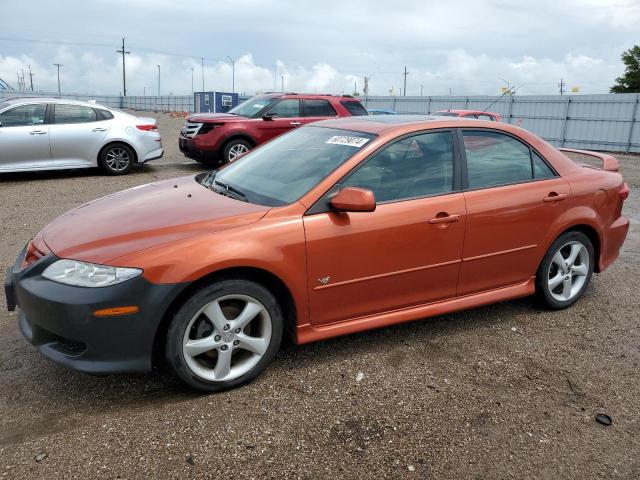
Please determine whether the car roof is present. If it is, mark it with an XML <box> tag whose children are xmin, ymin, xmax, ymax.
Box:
<box><xmin>435</xmin><ymin>109</ymin><xmax>497</xmax><ymax>115</ymax></box>
<box><xmin>0</xmin><ymin>97</ymin><xmax>107</xmax><ymax>108</ymax></box>
<box><xmin>311</xmin><ymin>114</ymin><xmax>472</xmax><ymax>134</ymax></box>
<box><xmin>257</xmin><ymin>92</ymin><xmax>361</xmax><ymax>101</ymax></box>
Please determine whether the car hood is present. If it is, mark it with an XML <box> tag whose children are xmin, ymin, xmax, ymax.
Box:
<box><xmin>187</xmin><ymin>113</ymin><xmax>250</xmax><ymax>123</ymax></box>
<box><xmin>41</xmin><ymin>175</ymin><xmax>270</xmax><ymax>265</ymax></box>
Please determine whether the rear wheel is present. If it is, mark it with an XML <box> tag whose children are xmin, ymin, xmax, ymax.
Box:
<box><xmin>222</xmin><ymin>139</ymin><xmax>252</xmax><ymax>164</ymax></box>
<box><xmin>166</xmin><ymin>279</ymin><xmax>283</xmax><ymax>392</ymax></box>
<box><xmin>536</xmin><ymin>231</ymin><xmax>594</xmax><ymax>309</ymax></box>
<box><xmin>99</xmin><ymin>143</ymin><xmax>134</xmax><ymax>175</ymax></box>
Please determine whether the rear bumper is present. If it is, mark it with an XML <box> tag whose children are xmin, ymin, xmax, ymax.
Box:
<box><xmin>599</xmin><ymin>215</ymin><xmax>630</xmax><ymax>271</ymax></box>
<box><xmin>141</xmin><ymin>147</ymin><xmax>164</xmax><ymax>163</ymax></box>
<box><xmin>5</xmin><ymin>249</ymin><xmax>184</xmax><ymax>374</ymax></box>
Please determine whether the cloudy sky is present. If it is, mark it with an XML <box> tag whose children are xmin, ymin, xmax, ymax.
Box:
<box><xmin>0</xmin><ymin>0</ymin><xmax>638</xmax><ymax>97</ymax></box>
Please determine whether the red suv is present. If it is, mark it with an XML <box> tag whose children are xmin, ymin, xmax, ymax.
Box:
<box><xmin>179</xmin><ymin>93</ymin><xmax>368</xmax><ymax>164</ymax></box>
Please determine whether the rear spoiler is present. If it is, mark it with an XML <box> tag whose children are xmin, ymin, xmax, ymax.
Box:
<box><xmin>558</xmin><ymin>148</ymin><xmax>619</xmax><ymax>173</ymax></box>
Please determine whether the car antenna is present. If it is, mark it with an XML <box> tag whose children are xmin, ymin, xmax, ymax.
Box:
<box><xmin>481</xmin><ymin>84</ymin><xmax>519</xmax><ymax>113</ymax></box>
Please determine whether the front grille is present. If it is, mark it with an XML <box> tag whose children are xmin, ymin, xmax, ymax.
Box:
<box><xmin>181</xmin><ymin>122</ymin><xmax>203</xmax><ymax>138</ymax></box>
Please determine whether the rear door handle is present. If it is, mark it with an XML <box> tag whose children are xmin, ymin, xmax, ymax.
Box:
<box><xmin>428</xmin><ymin>213</ymin><xmax>461</xmax><ymax>224</ymax></box>
<box><xmin>543</xmin><ymin>193</ymin><xmax>568</xmax><ymax>202</ymax></box>
<box><xmin>290</xmin><ymin>122</ymin><xmax>301</xmax><ymax>126</ymax></box>
<box><xmin>30</xmin><ymin>130</ymin><xmax>47</xmax><ymax>135</ymax></box>
<box><xmin>92</xmin><ymin>127</ymin><xmax>108</xmax><ymax>132</ymax></box>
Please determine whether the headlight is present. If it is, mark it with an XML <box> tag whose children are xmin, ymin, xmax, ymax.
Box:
<box><xmin>42</xmin><ymin>259</ymin><xmax>143</xmax><ymax>287</ymax></box>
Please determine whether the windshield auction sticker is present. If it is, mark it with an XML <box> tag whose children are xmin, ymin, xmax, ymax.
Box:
<box><xmin>326</xmin><ymin>136</ymin><xmax>370</xmax><ymax>148</ymax></box>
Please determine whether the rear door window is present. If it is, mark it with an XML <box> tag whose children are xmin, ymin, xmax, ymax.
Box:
<box><xmin>341</xmin><ymin>100</ymin><xmax>368</xmax><ymax>116</ymax></box>
<box><xmin>302</xmin><ymin>99</ymin><xmax>337</xmax><ymax>117</ymax></box>
<box><xmin>0</xmin><ymin>103</ymin><xmax>46</xmax><ymax>127</ymax></box>
<box><xmin>54</xmin><ymin>104</ymin><xmax>98</xmax><ymax>124</ymax></box>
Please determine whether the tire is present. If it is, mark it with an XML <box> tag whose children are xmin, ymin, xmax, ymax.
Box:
<box><xmin>535</xmin><ymin>231</ymin><xmax>594</xmax><ymax>309</ymax></box>
<box><xmin>222</xmin><ymin>139</ymin><xmax>252</xmax><ymax>164</ymax></box>
<box><xmin>99</xmin><ymin>143</ymin><xmax>134</xmax><ymax>175</ymax></box>
<box><xmin>165</xmin><ymin>279</ymin><xmax>283</xmax><ymax>392</ymax></box>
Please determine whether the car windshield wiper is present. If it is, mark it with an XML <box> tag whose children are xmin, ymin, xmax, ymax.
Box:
<box><xmin>214</xmin><ymin>180</ymin><xmax>249</xmax><ymax>202</ymax></box>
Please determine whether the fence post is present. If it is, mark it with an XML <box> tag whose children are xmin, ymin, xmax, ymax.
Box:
<box><xmin>392</xmin><ymin>96</ymin><xmax>397</xmax><ymax>112</ymax></box>
<box><xmin>560</xmin><ymin>96</ymin><xmax>571</xmax><ymax>147</ymax></box>
<box><xmin>464</xmin><ymin>97</ymin><xmax>469</xmax><ymax>109</ymax></box>
<box><xmin>626</xmin><ymin>94</ymin><xmax>639</xmax><ymax>153</ymax></box>
<box><xmin>427</xmin><ymin>96</ymin><xmax>431</xmax><ymax>114</ymax></box>
<box><xmin>507</xmin><ymin>95</ymin><xmax>514</xmax><ymax>124</ymax></box>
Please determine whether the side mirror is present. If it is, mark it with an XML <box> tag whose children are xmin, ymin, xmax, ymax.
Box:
<box><xmin>330</xmin><ymin>187</ymin><xmax>376</xmax><ymax>213</ymax></box>
<box><xmin>262</xmin><ymin>113</ymin><xmax>275</xmax><ymax>121</ymax></box>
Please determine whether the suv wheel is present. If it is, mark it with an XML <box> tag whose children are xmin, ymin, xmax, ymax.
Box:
<box><xmin>166</xmin><ymin>279</ymin><xmax>283</xmax><ymax>392</ymax></box>
<box><xmin>536</xmin><ymin>231</ymin><xmax>594</xmax><ymax>309</ymax></box>
<box><xmin>223</xmin><ymin>139</ymin><xmax>252</xmax><ymax>163</ymax></box>
<box><xmin>99</xmin><ymin>143</ymin><xmax>134</xmax><ymax>175</ymax></box>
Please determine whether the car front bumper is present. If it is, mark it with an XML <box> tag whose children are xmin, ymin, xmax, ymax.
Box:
<box><xmin>179</xmin><ymin>137</ymin><xmax>219</xmax><ymax>161</ymax></box>
<box><xmin>5</xmin><ymin>248</ymin><xmax>184</xmax><ymax>374</ymax></box>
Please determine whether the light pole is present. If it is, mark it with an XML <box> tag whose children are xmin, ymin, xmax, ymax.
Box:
<box><xmin>156</xmin><ymin>64</ymin><xmax>161</xmax><ymax>96</ymax></box>
<box><xmin>53</xmin><ymin>63</ymin><xmax>63</xmax><ymax>96</ymax></box>
<box><xmin>190</xmin><ymin>67</ymin><xmax>194</xmax><ymax>94</ymax></box>
<box><xmin>226</xmin><ymin>56</ymin><xmax>235</xmax><ymax>93</ymax></box>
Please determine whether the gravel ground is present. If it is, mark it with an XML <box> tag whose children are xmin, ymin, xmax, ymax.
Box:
<box><xmin>0</xmin><ymin>113</ymin><xmax>639</xmax><ymax>479</ymax></box>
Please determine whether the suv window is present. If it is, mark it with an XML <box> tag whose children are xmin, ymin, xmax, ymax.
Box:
<box><xmin>54</xmin><ymin>104</ymin><xmax>98</xmax><ymax>124</ymax></box>
<box><xmin>342</xmin><ymin>131</ymin><xmax>454</xmax><ymax>203</ymax></box>
<box><xmin>463</xmin><ymin>130</ymin><xmax>554</xmax><ymax>189</ymax></box>
<box><xmin>0</xmin><ymin>103</ymin><xmax>46</xmax><ymax>127</ymax></box>
<box><xmin>266</xmin><ymin>99</ymin><xmax>300</xmax><ymax>118</ymax></box>
<box><xmin>302</xmin><ymin>99</ymin><xmax>337</xmax><ymax>117</ymax></box>
<box><xmin>341</xmin><ymin>100</ymin><xmax>368</xmax><ymax>116</ymax></box>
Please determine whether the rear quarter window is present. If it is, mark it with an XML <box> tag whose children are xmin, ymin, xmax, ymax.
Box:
<box><xmin>341</xmin><ymin>100</ymin><xmax>368</xmax><ymax>116</ymax></box>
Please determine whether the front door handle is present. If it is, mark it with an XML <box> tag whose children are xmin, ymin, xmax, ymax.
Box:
<box><xmin>290</xmin><ymin>121</ymin><xmax>301</xmax><ymax>126</ymax></box>
<box><xmin>30</xmin><ymin>130</ymin><xmax>47</xmax><ymax>135</ymax></box>
<box><xmin>92</xmin><ymin>127</ymin><xmax>108</xmax><ymax>132</ymax></box>
<box><xmin>543</xmin><ymin>192</ymin><xmax>568</xmax><ymax>202</ymax></box>
<box><xmin>428</xmin><ymin>213</ymin><xmax>461</xmax><ymax>224</ymax></box>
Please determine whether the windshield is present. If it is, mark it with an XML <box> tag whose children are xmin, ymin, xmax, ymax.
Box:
<box><xmin>199</xmin><ymin>126</ymin><xmax>376</xmax><ymax>206</ymax></box>
<box><xmin>228</xmin><ymin>96</ymin><xmax>277</xmax><ymax>118</ymax></box>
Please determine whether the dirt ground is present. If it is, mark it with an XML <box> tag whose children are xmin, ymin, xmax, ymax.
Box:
<box><xmin>0</xmin><ymin>112</ymin><xmax>638</xmax><ymax>479</ymax></box>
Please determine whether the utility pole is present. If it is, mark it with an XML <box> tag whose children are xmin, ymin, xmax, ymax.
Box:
<box><xmin>156</xmin><ymin>64</ymin><xmax>161</xmax><ymax>96</ymax></box>
<box><xmin>281</xmin><ymin>75</ymin><xmax>284</xmax><ymax>92</ymax></box>
<box><xmin>190</xmin><ymin>67</ymin><xmax>194</xmax><ymax>94</ymax></box>
<box><xmin>363</xmin><ymin>76</ymin><xmax>369</xmax><ymax>96</ymax></box>
<box><xmin>402</xmin><ymin>66</ymin><xmax>409</xmax><ymax>97</ymax></box>
<box><xmin>116</xmin><ymin>38</ymin><xmax>130</xmax><ymax>96</ymax></box>
<box><xmin>27</xmin><ymin>65</ymin><xmax>35</xmax><ymax>91</ymax></box>
<box><xmin>53</xmin><ymin>63</ymin><xmax>63</xmax><ymax>96</ymax></box>
<box><xmin>226</xmin><ymin>56</ymin><xmax>235</xmax><ymax>93</ymax></box>
<box><xmin>558</xmin><ymin>78</ymin><xmax>565</xmax><ymax>95</ymax></box>
<box><xmin>200</xmin><ymin>57</ymin><xmax>205</xmax><ymax>92</ymax></box>
<box><xmin>420</xmin><ymin>84</ymin><xmax>423</xmax><ymax>96</ymax></box>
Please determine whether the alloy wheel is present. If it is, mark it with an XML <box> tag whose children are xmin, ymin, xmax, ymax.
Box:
<box><xmin>105</xmin><ymin>147</ymin><xmax>131</xmax><ymax>172</ymax></box>
<box><xmin>182</xmin><ymin>294</ymin><xmax>272</xmax><ymax>382</ymax></box>
<box><xmin>547</xmin><ymin>240</ymin><xmax>590</xmax><ymax>302</ymax></box>
<box><xmin>228</xmin><ymin>143</ymin><xmax>249</xmax><ymax>162</ymax></box>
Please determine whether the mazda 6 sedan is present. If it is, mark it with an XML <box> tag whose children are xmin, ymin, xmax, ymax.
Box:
<box><xmin>5</xmin><ymin>115</ymin><xmax>629</xmax><ymax>392</ymax></box>
<box><xmin>0</xmin><ymin>97</ymin><xmax>163</xmax><ymax>175</ymax></box>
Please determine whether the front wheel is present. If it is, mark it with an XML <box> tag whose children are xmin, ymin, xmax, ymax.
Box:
<box><xmin>222</xmin><ymin>139</ymin><xmax>252</xmax><ymax>164</ymax></box>
<box><xmin>166</xmin><ymin>279</ymin><xmax>283</xmax><ymax>392</ymax></box>
<box><xmin>536</xmin><ymin>231</ymin><xmax>594</xmax><ymax>309</ymax></box>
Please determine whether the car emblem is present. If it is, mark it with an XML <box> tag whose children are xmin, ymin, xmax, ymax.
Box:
<box><xmin>318</xmin><ymin>276</ymin><xmax>331</xmax><ymax>285</ymax></box>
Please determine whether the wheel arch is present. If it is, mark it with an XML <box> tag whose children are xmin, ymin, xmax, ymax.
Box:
<box><xmin>555</xmin><ymin>223</ymin><xmax>602</xmax><ymax>273</ymax></box>
<box><xmin>152</xmin><ymin>266</ymin><xmax>297</xmax><ymax>367</ymax></box>
<box><xmin>220</xmin><ymin>133</ymin><xmax>257</xmax><ymax>152</ymax></box>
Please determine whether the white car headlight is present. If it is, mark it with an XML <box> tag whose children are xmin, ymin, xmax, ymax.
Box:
<box><xmin>42</xmin><ymin>259</ymin><xmax>143</xmax><ymax>287</ymax></box>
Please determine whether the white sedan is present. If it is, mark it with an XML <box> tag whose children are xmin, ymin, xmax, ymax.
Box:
<box><xmin>0</xmin><ymin>97</ymin><xmax>163</xmax><ymax>175</ymax></box>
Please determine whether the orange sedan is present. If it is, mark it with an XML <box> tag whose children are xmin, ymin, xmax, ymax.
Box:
<box><xmin>5</xmin><ymin>115</ymin><xmax>630</xmax><ymax>391</ymax></box>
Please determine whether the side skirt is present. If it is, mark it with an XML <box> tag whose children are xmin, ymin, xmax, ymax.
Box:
<box><xmin>296</xmin><ymin>277</ymin><xmax>536</xmax><ymax>344</ymax></box>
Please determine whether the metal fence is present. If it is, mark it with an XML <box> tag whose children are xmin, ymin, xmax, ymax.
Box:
<box><xmin>362</xmin><ymin>93</ymin><xmax>640</xmax><ymax>153</ymax></box>
<box><xmin>2</xmin><ymin>90</ymin><xmax>639</xmax><ymax>153</ymax></box>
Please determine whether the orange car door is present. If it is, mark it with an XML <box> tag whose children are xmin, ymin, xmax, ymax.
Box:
<box><xmin>458</xmin><ymin>130</ymin><xmax>571</xmax><ymax>295</ymax></box>
<box><xmin>303</xmin><ymin>130</ymin><xmax>466</xmax><ymax>327</ymax></box>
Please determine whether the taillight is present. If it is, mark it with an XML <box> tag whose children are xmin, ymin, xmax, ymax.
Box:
<box><xmin>618</xmin><ymin>182</ymin><xmax>629</xmax><ymax>201</ymax></box>
<box><xmin>136</xmin><ymin>124</ymin><xmax>157</xmax><ymax>131</ymax></box>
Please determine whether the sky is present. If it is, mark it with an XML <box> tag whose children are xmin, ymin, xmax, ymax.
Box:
<box><xmin>0</xmin><ymin>0</ymin><xmax>638</xmax><ymax>97</ymax></box>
